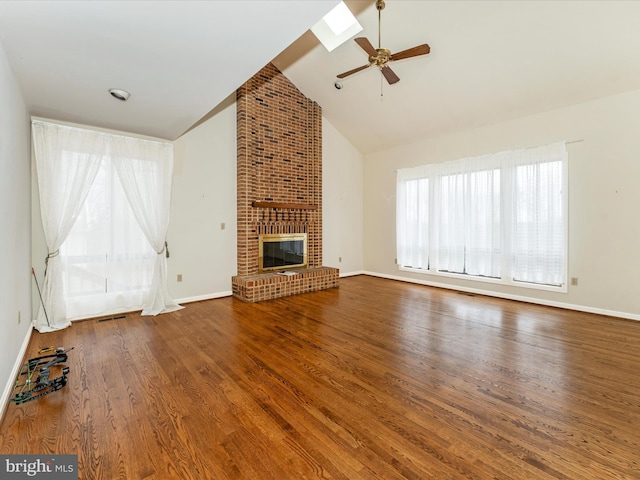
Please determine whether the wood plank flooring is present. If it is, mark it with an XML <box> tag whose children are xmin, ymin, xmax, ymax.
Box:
<box><xmin>1</xmin><ymin>275</ymin><xmax>639</xmax><ymax>479</ymax></box>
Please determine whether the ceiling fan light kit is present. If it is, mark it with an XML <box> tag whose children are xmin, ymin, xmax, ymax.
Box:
<box><xmin>337</xmin><ymin>0</ymin><xmax>430</xmax><ymax>85</ymax></box>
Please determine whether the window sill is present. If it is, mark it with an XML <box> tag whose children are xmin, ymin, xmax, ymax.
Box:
<box><xmin>398</xmin><ymin>266</ymin><xmax>568</xmax><ymax>294</ymax></box>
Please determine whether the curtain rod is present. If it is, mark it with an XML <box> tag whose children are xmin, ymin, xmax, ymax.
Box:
<box><xmin>522</xmin><ymin>139</ymin><xmax>583</xmax><ymax>151</ymax></box>
<box><xmin>394</xmin><ymin>140</ymin><xmax>581</xmax><ymax>173</ymax></box>
<box><xmin>31</xmin><ymin>118</ymin><xmax>172</xmax><ymax>146</ymax></box>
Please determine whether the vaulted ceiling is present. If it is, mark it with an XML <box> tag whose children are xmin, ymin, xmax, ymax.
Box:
<box><xmin>0</xmin><ymin>0</ymin><xmax>340</xmax><ymax>140</ymax></box>
<box><xmin>2</xmin><ymin>1</ymin><xmax>640</xmax><ymax>155</ymax></box>
<box><xmin>276</xmin><ymin>0</ymin><xmax>640</xmax><ymax>153</ymax></box>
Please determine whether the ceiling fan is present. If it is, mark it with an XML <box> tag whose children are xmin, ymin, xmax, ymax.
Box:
<box><xmin>337</xmin><ymin>0</ymin><xmax>430</xmax><ymax>85</ymax></box>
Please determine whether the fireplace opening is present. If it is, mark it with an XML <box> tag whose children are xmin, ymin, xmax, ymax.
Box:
<box><xmin>259</xmin><ymin>233</ymin><xmax>307</xmax><ymax>272</ymax></box>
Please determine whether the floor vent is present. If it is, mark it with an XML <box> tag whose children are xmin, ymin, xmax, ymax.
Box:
<box><xmin>97</xmin><ymin>315</ymin><xmax>127</xmax><ymax>323</ymax></box>
<box><xmin>457</xmin><ymin>292</ymin><xmax>476</xmax><ymax>297</ymax></box>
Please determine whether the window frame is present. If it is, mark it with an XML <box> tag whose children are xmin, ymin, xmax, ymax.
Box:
<box><xmin>396</xmin><ymin>143</ymin><xmax>568</xmax><ymax>293</ymax></box>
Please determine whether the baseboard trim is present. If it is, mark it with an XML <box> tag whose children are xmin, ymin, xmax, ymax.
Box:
<box><xmin>175</xmin><ymin>291</ymin><xmax>233</xmax><ymax>304</ymax></box>
<box><xmin>361</xmin><ymin>271</ymin><xmax>640</xmax><ymax>322</ymax></box>
<box><xmin>0</xmin><ymin>325</ymin><xmax>34</xmax><ymax>423</ymax></box>
<box><xmin>339</xmin><ymin>270</ymin><xmax>365</xmax><ymax>278</ymax></box>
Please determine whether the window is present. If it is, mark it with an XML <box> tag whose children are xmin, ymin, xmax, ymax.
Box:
<box><xmin>513</xmin><ymin>159</ymin><xmax>565</xmax><ymax>286</ymax></box>
<box><xmin>437</xmin><ymin>168</ymin><xmax>501</xmax><ymax>278</ymax></box>
<box><xmin>61</xmin><ymin>156</ymin><xmax>156</xmax><ymax>319</ymax></box>
<box><xmin>396</xmin><ymin>176</ymin><xmax>430</xmax><ymax>270</ymax></box>
<box><xmin>32</xmin><ymin>119</ymin><xmax>180</xmax><ymax>331</ymax></box>
<box><xmin>396</xmin><ymin>142</ymin><xmax>567</xmax><ymax>290</ymax></box>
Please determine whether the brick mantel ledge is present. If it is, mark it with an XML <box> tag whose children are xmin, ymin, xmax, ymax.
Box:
<box><xmin>252</xmin><ymin>201</ymin><xmax>318</xmax><ymax>210</ymax></box>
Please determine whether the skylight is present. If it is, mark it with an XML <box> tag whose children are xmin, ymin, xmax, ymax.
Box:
<box><xmin>311</xmin><ymin>2</ymin><xmax>362</xmax><ymax>52</ymax></box>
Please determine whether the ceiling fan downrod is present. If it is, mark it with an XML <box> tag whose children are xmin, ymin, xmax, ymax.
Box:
<box><xmin>376</xmin><ymin>0</ymin><xmax>385</xmax><ymax>49</ymax></box>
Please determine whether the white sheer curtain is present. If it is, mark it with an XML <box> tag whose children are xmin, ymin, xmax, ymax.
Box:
<box><xmin>396</xmin><ymin>167</ymin><xmax>430</xmax><ymax>269</ymax></box>
<box><xmin>465</xmin><ymin>166</ymin><xmax>502</xmax><ymax>276</ymax></box>
<box><xmin>33</xmin><ymin>120</ymin><xmax>182</xmax><ymax>327</ymax></box>
<box><xmin>399</xmin><ymin>157</ymin><xmax>502</xmax><ymax>278</ymax></box>
<box><xmin>61</xmin><ymin>157</ymin><xmax>157</xmax><ymax>319</ymax></box>
<box><xmin>32</xmin><ymin>121</ymin><xmax>108</xmax><ymax>332</ymax></box>
<box><xmin>396</xmin><ymin>142</ymin><xmax>567</xmax><ymax>288</ymax></box>
<box><xmin>436</xmin><ymin>170</ymin><xmax>467</xmax><ymax>273</ymax></box>
<box><xmin>509</xmin><ymin>143</ymin><xmax>567</xmax><ymax>286</ymax></box>
<box><xmin>436</xmin><ymin>158</ymin><xmax>501</xmax><ymax>277</ymax></box>
<box><xmin>111</xmin><ymin>136</ymin><xmax>182</xmax><ymax>316</ymax></box>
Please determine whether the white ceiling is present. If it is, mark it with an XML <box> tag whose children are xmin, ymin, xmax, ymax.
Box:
<box><xmin>2</xmin><ymin>1</ymin><xmax>640</xmax><ymax>154</ymax></box>
<box><xmin>275</xmin><ymin>0</ymin><xmax>640</xmax><ymax>153</ymax></box>
<box><xmin>0</xmin><ymin>0</ymin><xmax>339</xmax><ymax>140</ymax></box>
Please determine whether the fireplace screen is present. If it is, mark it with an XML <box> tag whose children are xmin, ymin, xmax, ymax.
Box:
<box><xmin>259</xmin><ymin>233</ymin><xmax>307</xmax><ymax>272</ymax></box>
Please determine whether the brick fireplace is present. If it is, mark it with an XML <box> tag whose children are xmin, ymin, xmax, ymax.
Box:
<box><xmin>232</xmin><ymin>63</ymin><xmax>339</xmax><ymax>302</ymax></box>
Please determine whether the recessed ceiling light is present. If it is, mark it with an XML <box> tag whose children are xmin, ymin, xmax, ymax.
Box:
<box><xmin>109</xmin><ymin>88</ymin><xmax>130</xmax><ymax>101</ymax></box>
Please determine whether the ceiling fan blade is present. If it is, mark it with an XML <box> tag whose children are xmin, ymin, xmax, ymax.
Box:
<box><xmin>354</xmin><ymin>37</ymin><xmax>378</xmax><ymax>57</ymax></box>
<box><xmin>337</xmin><ymin>64</ymin><xmax>371</xmax><ymax>79</ymax></box>
<box><xmin>389</xmin><ymin>44</ymin><xmax>431</xmax><ymax>62</ymax></box>
<box><xmin>381</xmin><ymin>65</ymin><xmax>400</xmax><ymax>85</ymax></box>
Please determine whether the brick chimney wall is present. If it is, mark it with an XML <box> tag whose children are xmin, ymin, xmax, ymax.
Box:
<box><xmin>236</xmin><ymin>63</ymin><xmax>322</xmax><ymax>277</ymax></box>
<box><xmin>233</xmin><ymin>63</ymin><xmax>338</xmax><ymax>301</ymax></box>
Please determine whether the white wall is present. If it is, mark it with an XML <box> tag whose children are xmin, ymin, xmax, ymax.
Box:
<box><xmin>363</xmin><ymin>89</ymin><xmax>640</xmax><ymax>319</ymax></box>
<box><xmin>0</xmin><ymin>39</ymin><xmax>32</xmax><ymax>416</ymax></box>
<box><xmin>322</xmin><ymin>117</ymin><xmax>364</xmax><ymax>275</ymax></box>
<box><xmin>169</xmin><ymin>96</ymin><xmax>237</xmax><ymax>301</ymax></box>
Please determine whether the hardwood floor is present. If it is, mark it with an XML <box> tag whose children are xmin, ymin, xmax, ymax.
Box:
<box><xmin>1</xmin><ymin>275</ymin><xmax>639</xmax><ymax>479</ymax></box>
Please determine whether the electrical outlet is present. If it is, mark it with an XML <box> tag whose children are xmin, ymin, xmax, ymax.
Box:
<box><xmin>177</xmin><ymin>274</ymin><xmax>183</xmax><ymax>282</ymax></box>
<box><xmin>221</xmin><ymin>222</ymin><xmax>225</xmax><ymax>230</ymax></box>
<box><xmin>571</xmin><ymin>277</ymin><xmax>578</xmax><ymax>286</ymax></box>
<box><xmin>339</xmin><ymin>256</ymin><xmax>342</xmax><ymax>263</ymax></box>
<box><xmin>18</xmin><ymin>310</ymin><xmax>21</xmax><ymax>324</ymax></box>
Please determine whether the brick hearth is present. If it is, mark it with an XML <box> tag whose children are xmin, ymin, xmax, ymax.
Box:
<box><xmin>232</xmin><ymin>63</ymin><xmax>338</xmax><ymax>302</ymax></box>
<box><xmin>232</xmin><ymin>267</ymin><xmax>339</xmax><ymax>303</ymax></box>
